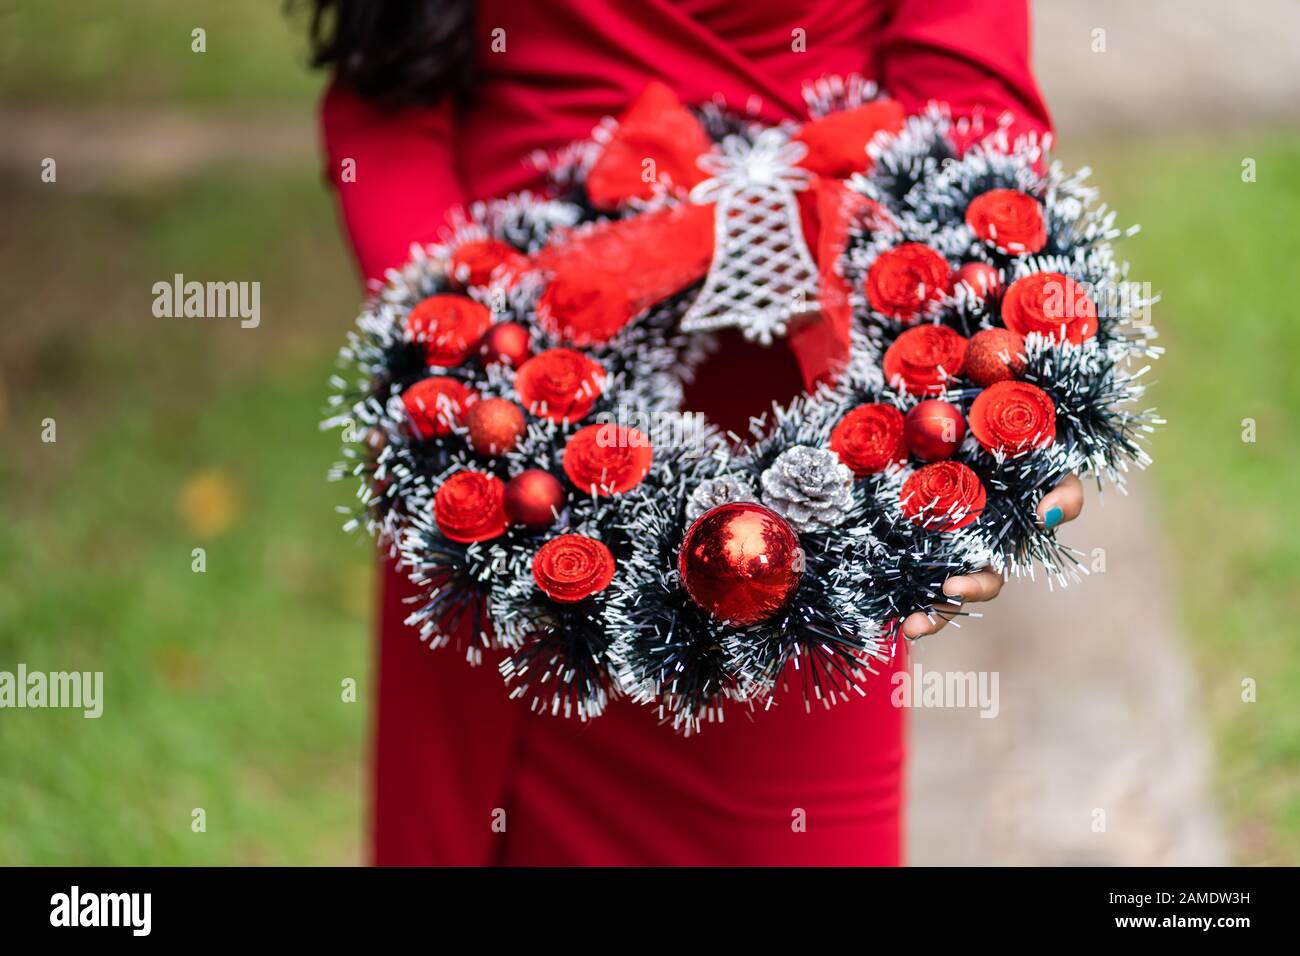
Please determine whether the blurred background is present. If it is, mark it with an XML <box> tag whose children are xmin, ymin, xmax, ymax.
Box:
<box><xmin>0</xmin><ymin>0</ymin><xmax>1296</xmax><ymax>865</ymax></box>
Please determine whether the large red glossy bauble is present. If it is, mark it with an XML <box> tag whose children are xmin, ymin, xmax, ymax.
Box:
<box><xmin>904</xmin><ymin>399</ymin><xmax>966</xmax><ymax>461</ymax></box>
<box><xmin>478</xmin><ymin>321</ymin><xmax>532</xmax><ymax>368</ymax></box>
<box><xmin>504</xmin><ymin>469</ymin><xmax>566</xmax><ymax>530</ymax></box>
<box><xmin>678</xmin><ymin>502</ymin><xmax>803</xmax><ymax>626</ymax></box>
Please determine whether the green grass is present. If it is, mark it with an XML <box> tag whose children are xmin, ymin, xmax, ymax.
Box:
<box><xmin>0</xmin><ymin>172</ymin><xmax>370</xmax><ymax>864</ymax></box>
<box><xmin>1070</xmin><ymin>132</ymin><xmax>1300</xmax><ymax>864</ymax></box>
<box><xmin>0</xmin><ymin>0</ymin><xmax>320</xmax><ymax>109</ymax></box>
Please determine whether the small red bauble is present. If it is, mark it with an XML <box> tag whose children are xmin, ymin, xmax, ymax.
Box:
<box><xmin>532</xmin><ymin>534</ymin><xmax>616</xmax><ymax>603</ymax></box>
<box><xmin>504</xmin><ymin>469</ymin><xmax>566</xmax><ymax>530</ymax></box>
<box><xmin>954</xmin><ymin>262</ymin><xmax>1002</xmax><ymax>300</ymax></box>
<box><xmin>964</xmin><ymin>328</ymin><xmax>1026</xmax><ymax>387</ymax></box>
<box><xmin>904</xmin><ymin>400</ymin><xmax>966</xmax><ymax>461</ymax></box>
<box><xmin>678</xmin><ymin>503</ymin><xmax>803</xmax><ymax>626</ymax></box>
<box><xmin>464</xmin><ymin>398</ymin><xmax>526</xmax><ymax>457</ymax></box>
<box><xmin>478</xmin><ymin>321</ymin><xmax>532</xmax><ymax>368</ymax></box>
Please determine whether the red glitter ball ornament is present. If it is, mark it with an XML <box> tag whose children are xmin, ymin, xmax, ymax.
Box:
<box><xmin>465</xmin><ymin>398</ymin><xmax>526</xmax><ymax>457</ymax></box>
<box><xmin>678</xmin><ymin>503</ymin><xmax>803</xmax><ymax>626</ymax></box>
<box><xmin>504</xmin><ymin>469</ymin><xmax>566</xmax><ymax>530</ymax></box>
<box><xmin>904</xmin><ymin>400</ymin><xmax>966</xmax><ymax>461</ymax></box>
<box><xmin>954</xmin><ymin>262</ymin><xmax>1001</xmax><ymax>300</ymax></box>
<box><xmin>964</xmin><ymin>328</ymin><xmax>1026</xmax><ymax>387</ymax></box>
<box><xmin>478</xmin><ymin>321</ymin><xmax>532</xmax><ymax>368</ymax></box>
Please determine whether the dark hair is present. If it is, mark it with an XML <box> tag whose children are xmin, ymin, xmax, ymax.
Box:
<box><xmin>303</xmin><ymin>0</ymin><xmax>477</xmax><ymax>107</ymax></box>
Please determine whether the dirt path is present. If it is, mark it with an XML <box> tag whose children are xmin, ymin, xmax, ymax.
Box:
<box><xmin>0</xmin><ymin>107</ymin><xmax>315</xmax><ymax>190</ymax></box>
<box><xmin>1035</xmin><ymin>0</ymin><xmax>1300</xmax><ymax>136</ymax></box>
<box><xmin>906</xmin><ymin>474</ymin><xmax>1226</xmax><ymax>864</ymax></box>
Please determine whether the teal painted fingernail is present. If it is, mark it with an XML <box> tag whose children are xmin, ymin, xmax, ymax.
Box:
<box><xmin>1044</xmin><ymin>506</ymin><xmax>1063</xmax><ymax>530</ymax></box>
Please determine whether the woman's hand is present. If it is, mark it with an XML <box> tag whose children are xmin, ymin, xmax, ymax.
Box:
<box><xmin>900</xmin><ymin>474</ymin><xmax>1085</xmax><ymax>639</ymax></box>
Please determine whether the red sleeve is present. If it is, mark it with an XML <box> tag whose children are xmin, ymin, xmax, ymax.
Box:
<box><xmin>319</xmin><ymin>80</ymin><xmax>468</xmax><ymax>284</ymax></box>
<box><xmin>877</xmin><ymin>0</ymin><xmax>1052</xmax><ymax>144</ymax></box>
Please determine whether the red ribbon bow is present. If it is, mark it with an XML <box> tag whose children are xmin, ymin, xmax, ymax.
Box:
<box><xmin>533</xmin><ymin>81</ymin><xmax>905</xmax><ymax>386</ymax></box>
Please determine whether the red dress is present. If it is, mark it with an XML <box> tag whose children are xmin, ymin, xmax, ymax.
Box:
<box><xmin>321</xmin><ymin>0</ymin><xmax>1050</xmax><ymax>865</ymax></box>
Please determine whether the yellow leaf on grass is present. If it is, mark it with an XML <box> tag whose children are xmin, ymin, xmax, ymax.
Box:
<box><xmin>177</xmin><ymin>470</ymin><xmax>240</xmax><ymax>538</ymax></box>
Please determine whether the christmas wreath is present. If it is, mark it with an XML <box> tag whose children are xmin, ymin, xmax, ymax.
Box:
<box><xmin>327</xmin><ymin>77</ymin><xmax>1161</xmax><ymax>732</ymax></box>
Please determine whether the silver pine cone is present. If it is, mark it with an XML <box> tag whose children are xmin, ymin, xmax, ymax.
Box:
<box><xmin>685</xmin><ymin>474</ymin><xmax>759</xmax><ymax>524</ymax></box>
<box><xmin>760</xmin><ymin>445</ymin><xmax>854</xmax><ymax>532</ymax></box>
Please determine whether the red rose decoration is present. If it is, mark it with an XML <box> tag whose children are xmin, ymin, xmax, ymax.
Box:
<box><xmin>562</xmin><ymin>424</ymin><xmax>652</xmax><ymax>496</ymax></box>
<box><xmin>536</xmin><ymin>270</ymin><xmax>636</xmax><ymax>346</ymax></box>
<box><xmin>405</xmin><ymin>294</ymin><xmax>493</xmax><ymax>367</ymax></box>
<box><xmin>433</xmin><ymin>470</ymin><xmax>508</xmax><ymax>543</ymax></box>
<box><xmin>964</xmin><ymin>327</ymin><xmax>1026</xmax><ymax>387</ymax></box>
<box><xmin>449</xmin><ymin>239</ymin><xmax>527</xmax><ymax>289</ymax></box>
<box><xmin>882</xmin><ymin>324</ymin><xmax>969</xmax><ymax>396</ymax></box>
<box><xmin>1001</xmin><ymin>272</ymin><xmax>1098</xmax><ymax>344</ymax></box>
<box><xmin>965</xmin><ymin>189</ymin><xmax>1047</xmax><ymax>255</ymax></box>
<box><xmin>401</xmin><ymin>376</ymin><xmax>477</xmax><ymax>439</ymax></box>
<box><xmin>830</xmin><ymin>403</ymin><xmax>908</xmax><ymax>477</ymax></box>
<box><xmin>865</xmin><ymin>243</ymin><xmax>952</xmax><ymax>323</ymax></box>
<box><xmin>532</xmin><ymin>534</ymin><xmax>617</xmax><ymax>603</ymax></box>
<box><xmin>900</xmin><ymin>462</ymin><xmax>987</xmax><ymax>532</ymax></box>
<box><xmin>968</xmin><ymin>380</ymin><xmax>1057</xmax><ymax>456</ymax></box>
<box><xmin>513</xmin><ymin>348</ymin><xmax>605</xmax><ymax>423</ymax></box>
